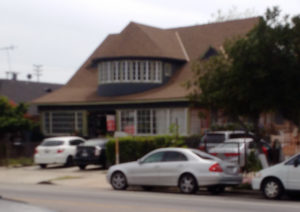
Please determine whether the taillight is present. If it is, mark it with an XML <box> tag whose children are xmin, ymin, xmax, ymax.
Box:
<box><xmin>57</xmin><ymin>149</ymin><xmax>64</xmax><ymax>153</ymax></box>
<box><xmin>262</xmin><ymin>146</ymin><xmax>268</xmax><ymax>156</ymax></box>
<box><xmin>210</xmin><ymin>153</ymin><xmax>217</xmax><ymax>156</ymax></box>
<box><xmin>209</xmin><ymin>163</ymin><xmax>223</xmax><ymax>172</ymax></box>
<box><xmin>199</xmin><ymin>146</ymin><xmax>206</xmax><ymax>151</ymax></box>
<box><xmin>34</xmin><ymin>148</ymin><xmax>38</xmax><ymax>154</ymax></box>
<box><xmin>224</xmin><ymin>153</ymin><xmax>240</xmax><ymax>157</ymax></box>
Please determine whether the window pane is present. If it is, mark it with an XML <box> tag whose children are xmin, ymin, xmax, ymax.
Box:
<box><xmin>164</xmin><ymin>151</ymin><xmax>187</xmax><ymax>162</ymax></box>
<box><xmin>143</xmin><ymin>152</ymin><xmax>164</xmax><ymax>163</ymax></box>
<box><xmin>137</xmin><ymin>110</ymin><xmax>151</xmax><ymax>134</ymax></box>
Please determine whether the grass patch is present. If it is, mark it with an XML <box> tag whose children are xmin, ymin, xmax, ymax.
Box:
<box><xmin>6</xmin><ymin>157</ymin><xmax>33</xmax><ymax>167</ymax></box>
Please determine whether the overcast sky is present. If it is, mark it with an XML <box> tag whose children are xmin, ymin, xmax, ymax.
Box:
<box><xmin>1</xmin><ymin>0</ymin><xmax>299</xmax><ymax>84</ymax></box>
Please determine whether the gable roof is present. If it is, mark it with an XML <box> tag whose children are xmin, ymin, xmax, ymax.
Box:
<box><xmin>33</xmin><ymin>17</ymin><xmax>259</xmax><ymax>105</ymax></box>
<box><xmin>0</xmin><ymin>79</ymin><xmax>62</xmax><ymax>114</ymax></box>
<box><xmin>90</xmin><ymin>22</ymin><xmax>188</xmax><ymax>61</ymax></box>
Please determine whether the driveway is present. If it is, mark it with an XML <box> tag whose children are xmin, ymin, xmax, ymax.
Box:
<box><xmin>0</xmin><ymin>165</ymin><xmax>110</xmax><ymax>189</ymax></box>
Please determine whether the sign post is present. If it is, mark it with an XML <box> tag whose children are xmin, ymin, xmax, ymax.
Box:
<box><xmin>114</xmin><ymin>131</ymin><xmax>128</xmax><ymax>165</ymax></box>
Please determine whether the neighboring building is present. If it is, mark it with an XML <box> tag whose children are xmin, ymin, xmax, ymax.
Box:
<box><xmin>0</xmin><ymin>78</ymin><xmax>62</xmax><ymax>115</ymax></box>
<box><xmin>33</xmin><ymin>18</ymin><xmax>259</xmax><ymax>137</ymax></box>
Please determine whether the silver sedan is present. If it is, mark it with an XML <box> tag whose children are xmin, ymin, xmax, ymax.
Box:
<box><xmin>107</xmin><ymin>148</ymin><xmax>242</xmax><ymax>194</ymax></box>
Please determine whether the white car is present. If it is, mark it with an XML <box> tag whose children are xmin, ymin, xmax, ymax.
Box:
<box><xmin>252</xmin><ymin>153</ymin><xmax>300</xmax><ymax>199</ymax></box>
<box><xmin>34</xmin><ymin>136</ymin><xmax>86</xmax><ymax>168</ymax></box>
<box><xmin>209</xmin><ymin>138</ymin><xmax>271</xmax><ymax>167</ymax></box>
<box><xmin>209</xmin><ymin>138</ymin><xmax>253</xmax><ymax>167</ymax></box>
<box><xmin>107</xmin><ymin>148</ymin><xmax>242</xmax><ymax>194</ymax></box>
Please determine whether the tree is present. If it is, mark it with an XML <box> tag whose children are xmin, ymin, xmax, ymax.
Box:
<box><xmin>0</xmin><ymin>96</ymin><xmax>34</xmax><ymax>165</ymax></box>
<box><xmin>188</xmin><ymin>7</ymin><xmax>300</xmax><ymax>135</ymax></box>
<box><xmin>0</xmin><ymin>97</ymin><xmax>33</xmax><ymax>135</ymax></box>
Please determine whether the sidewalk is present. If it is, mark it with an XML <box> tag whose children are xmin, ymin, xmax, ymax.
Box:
<box><xmin>0</xmin><ymin>165</ymin><xmax>111</xmax><ymax>189</ymax></box>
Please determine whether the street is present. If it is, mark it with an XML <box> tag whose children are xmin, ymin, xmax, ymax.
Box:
<box><xmin>1</xmin><ymin>183</ymin><xmax>300</xmax><ymax>212</ymax></box>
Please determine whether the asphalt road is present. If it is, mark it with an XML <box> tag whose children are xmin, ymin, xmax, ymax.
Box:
<box><xmin>1</xmin><ymin>183</ymin><xmax>300</xmax><ymax>212</ymax></box>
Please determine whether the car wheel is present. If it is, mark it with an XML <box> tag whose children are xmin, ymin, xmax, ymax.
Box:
<box><xmin>262</xmin><ymin>178</ymin><xmax>283</xmax><ymax>199</ymax></box>
<box><xmin>111</xmin><ymin>171</ymin><xmax>128</xmax><ymax>190</ymax></box>
<box><xmin>79</xmin><ymin>165</ymin><xmax>86</xmax><ymax>170</ymax></box>
<box><xmin>207</xmin><ymin>186</ymin><xmax>225</xmax><ymax>195</ymax></box>
<box><xmin>64</xmin><ymin>156</ymin><xmax>74</xmax><ymax>167</ymax></box>
<box><xmin>178</xmin><ymin>174</ymin><xmax>197</xmax><ymax>194</ymax></box>
<box><xmin>39</xmin><ymin>164</ymin><xmax>47</xmax><ymax>169</ymax></box>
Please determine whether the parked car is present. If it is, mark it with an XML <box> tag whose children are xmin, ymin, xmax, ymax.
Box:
<box><xmin>252</xmin><ymin>153</ymin><xmax>300</xmax><ymax>199</ymax></box>
<box><xmin>209</xmin><ymin>138</ymin><xmax>271</xmax><ymax>167</ymax></box>
<box><xmin>74</xmin><ymin>138</ymin><xmax>109</xmax><ymax>170</ymax></box>
<box><xmin>198</xmin><ymin>130</ymin><xmax>254</xmax><ymax>151</ymax></box>
<box><xmin>34</xmin><ymin>136</ymin><xmax>86</xmax><ymax>168</ymax></box>
<box><xmin>107</xmin><ymin>147</ymin><xmax>242</xmax><ymax>194</ymax></box>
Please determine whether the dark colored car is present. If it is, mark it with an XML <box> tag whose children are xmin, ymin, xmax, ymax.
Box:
<box><xmin>74</xmin><ymin>138</ymin><xmax>108</xmax><ymax>170</ymax></box>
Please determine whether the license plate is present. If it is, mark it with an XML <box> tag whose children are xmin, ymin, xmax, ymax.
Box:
<box><xmin>82</xmin><ymin>152</ymin><xmax>88</xmax><ymax>157</ymax></box>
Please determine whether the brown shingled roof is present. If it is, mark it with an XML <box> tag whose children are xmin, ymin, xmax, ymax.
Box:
<box><xmin>33</xmin><ymin>17</ymin><xmax>259</xmax><ymax>105</ymax></box>
<box><xmin>90</xmin><ymin>22</ymin><xmax>187</xmax><ymax>61</ymax></box>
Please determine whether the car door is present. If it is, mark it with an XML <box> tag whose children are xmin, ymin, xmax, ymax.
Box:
<box><xmin>285</xmin><ymin>155</ymin><xmax>300</xmax><ymax>190</ymax></box>
<box><xmin>128</xmin><ymin>151</ymin><xmax>164</xmax><ymax>186</ymax></box>
<box><xmin>158</xmin><ymin>151</ymin><xmax>188</xmax><ymax>186</ymax></box>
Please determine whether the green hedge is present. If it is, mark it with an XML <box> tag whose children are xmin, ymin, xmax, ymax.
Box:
<box><xmin>106</xmin><ymin>136</ymin><xmax>185</xmax><ymax>165</ymax></box>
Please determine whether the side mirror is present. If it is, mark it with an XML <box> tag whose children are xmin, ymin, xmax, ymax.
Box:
<box><xmin>293</xmin><ymin>159</ymin><xmax>299</xmax><ymax>168</ymax></box>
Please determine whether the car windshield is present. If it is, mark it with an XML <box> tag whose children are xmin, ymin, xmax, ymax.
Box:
<box><xmin>191</xmin><ymin>149</ymin><xmax>217</xmax><ymax>161</ymax></box>
<box><xmin>41</xmin><ymin>140</ymin><xmax>64</xmax><ymax>146</ymax></box>
<box><xmin>82</xmin><ymin>139</ymin><xmax>107</xmax><ymax>147</ymax></box>
<box><xmin>202</xmin><ymin>133</ymin><xmax>225</xmax><ymax>143</ymax></box>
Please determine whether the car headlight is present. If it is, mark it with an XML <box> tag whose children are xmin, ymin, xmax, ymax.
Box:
<box><xmin>94</xmin><ymin>146</ymin><xmax>102</xmax><ymax>156</ymax></box>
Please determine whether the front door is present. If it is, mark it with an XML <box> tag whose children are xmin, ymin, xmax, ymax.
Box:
<box><xmin>128</xmin><ymin>151</ymin><xmax>164</xmax><ymax>185</ymax></box>
<box><xmin>286</xmin><ymin>155</ymin><xmax>300</xmax><ymax>190</ymax></box>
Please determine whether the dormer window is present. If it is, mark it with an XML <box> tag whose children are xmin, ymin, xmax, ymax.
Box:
<box><xmin>98</xmin><ymin>60</ymin><xmax>164</xmax><ymax>84</ymax></box>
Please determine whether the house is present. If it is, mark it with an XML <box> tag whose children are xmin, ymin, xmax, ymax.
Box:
<box><xmin>0</xmin><ymin>77</ymin><xmax>62</xmax><ymax>116</ymax></box>
<box><xmin>33</xmin><ymin>17</ymin><xmax>259</xmax><ymax>137</ymax></box>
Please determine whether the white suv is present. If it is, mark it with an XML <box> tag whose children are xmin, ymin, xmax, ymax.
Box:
<box><xmin>34</xmin><ymin>136</ymin><xmax>86</xmax><ymax>168</ymax></box>
<box><xmin>252</xmin><ymin>153</ymin><xmax>300</xmax><ymax>199</ymax></box>
<box><xmin>198</xmin><ymin>131</ymin><xmax>253</xmax><ymax>151</ymax></box>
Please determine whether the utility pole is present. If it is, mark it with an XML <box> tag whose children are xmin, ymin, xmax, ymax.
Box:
<box><xmin>33</xmin><ymin>64</ymin><xmax>43</xmax><ymax>82</ymax></box>
<box><xmin>0</xmin><ymin>45</ymin><xmax>15</xmax><ymax>76</ymax></box>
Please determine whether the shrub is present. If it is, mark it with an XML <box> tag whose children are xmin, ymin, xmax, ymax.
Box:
<box><xmin>245</xmin><ymin>150</ymin><xmax>262</xmax><ymax>172</ymax></box>
<box><xmin>106</xmin><ymin>136</ymin><xmax>185</xmax><ymax>165</ymax></box>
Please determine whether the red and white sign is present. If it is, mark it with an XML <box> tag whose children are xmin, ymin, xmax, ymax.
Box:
<box><xmin>106</xmin><ymin>115</ymin><xmax>116</xmax><ymax>132</ymax></box>
<box><xmin>124</xmin><ymin>125</ymin><xmax>135</xmax><ymax>135</ymax></box>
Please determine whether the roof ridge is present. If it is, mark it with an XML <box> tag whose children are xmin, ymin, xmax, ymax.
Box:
<box><xmin>168</xmin><ymin>16</ymin><xmax>260</xmax><ymax>31</ymax></box>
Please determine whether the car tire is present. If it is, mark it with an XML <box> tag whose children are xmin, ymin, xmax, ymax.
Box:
<box><xmin>111</xmin><ymin>171</ymin><xmax>128</xmax><ymax>190</ymax></box>
<box><xmin>39</xmin><ymin>164</ymin><xmax>47</xmax><ymax>169</ymax></box>
<box><xmin>64</xmin><ymin>156</ymin><xmax>74</xmax><ymax>167</ymax></box>
<box><xmin>262</xmin><ymin>178</ymin><xmax>283</xmax><ymax>199</ymax></box>
<box><xmin>178</xmin><ymin>174</ymin><xmax>198</xmax><ymax>194</ymax></box>
<box><xmin>79</xmin><ymin>165</ymin><xmax>86</xmax><ymax>170</ymax></box>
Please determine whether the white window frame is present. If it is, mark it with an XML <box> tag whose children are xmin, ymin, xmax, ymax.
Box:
<box><xmin>98</xmin><ymin>60</ymin><xmax>165</xmax><ymax>84</ymax></box>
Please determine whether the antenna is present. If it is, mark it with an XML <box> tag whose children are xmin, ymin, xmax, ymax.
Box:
<box><xmin>33</xmin><ymin>64</ymin><xmax>43</xmax><ymax>82</ymax></box>
<box><xmin>0</xmin><ymin>45</ymin><xmax>15</xmax><ymax>73</ymax></box>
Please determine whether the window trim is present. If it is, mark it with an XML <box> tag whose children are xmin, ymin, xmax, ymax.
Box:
<box><xmin>98</xmin><ymin>60</ymin><xmax>167</xmax><ymax>84</ymax></box>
